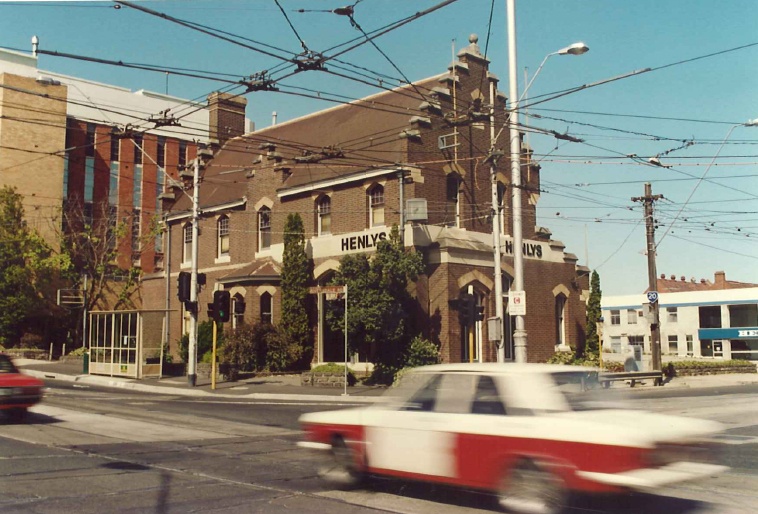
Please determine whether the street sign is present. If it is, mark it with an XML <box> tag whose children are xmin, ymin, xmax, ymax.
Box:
<box><xmin>308</xmin><ymin>285</ymin><xmax>346</xmax><ymax>294</ymax></box>
<box><xmin>509</xmin><ymin>291</ymin><xmax>526</xmax><ymax>316</ymax></box>
<box><xmin>647</xmin><ymin>291</ymin><xmax>659</xmax><ymax>304</ymax></box>
<box><xmin>57</xmin><ymin>289</ymin><xmax>85</xmax><ymax>307</ymax></box>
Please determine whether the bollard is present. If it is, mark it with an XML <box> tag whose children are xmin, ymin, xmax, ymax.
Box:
<box><xmin>49</xmin><ymin>343</ymin><xmax>53</xmax><ymax>361</ymax></box>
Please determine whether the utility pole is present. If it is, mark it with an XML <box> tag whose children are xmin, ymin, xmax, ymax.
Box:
<box><xmin>633</xmin><ymin>183</ymin><xmax>664</xmax><ymax>373</ymax></box>
<box><xmin>489</xmin><ymin>80</ymin><xmax>505</xmax><ymax>362</ymax></box>
<box><xmin>187</xmin><ymin>155</ymin><xmax>201</xmax><ymax>387</ymax></box>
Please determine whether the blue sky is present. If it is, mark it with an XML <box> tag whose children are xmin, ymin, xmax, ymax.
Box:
<box><xmin>1</xmin><ymin>0</ymin><xmax>756</xmax><ymax>296</ymax></box>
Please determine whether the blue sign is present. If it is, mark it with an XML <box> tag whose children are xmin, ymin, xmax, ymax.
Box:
<box><xmin>699</xmin><ymin>327</ymin><xmax>758</xmax><ymax>340</ymax></box>
<box><xmin>646</xmin><ymin>291</ymin><xmax>659</xmax><ymax>303</ymax></box>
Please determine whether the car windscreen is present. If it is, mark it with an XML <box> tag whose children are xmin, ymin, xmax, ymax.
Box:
<box><xmin>0</xmin><ymin>355</ymin><xmax>19</xmax><ymax>373</ymax></box>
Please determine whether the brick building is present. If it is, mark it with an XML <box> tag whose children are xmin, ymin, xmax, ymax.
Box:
<box><xmin>144</xmin><ymin>36</ymin><xmax>590</xmax><ymax>364</ymax></box>
<box><xmin>0</xmin><ymin>45</ymin><xmax>248</xmax><ymax>277</ymax></box>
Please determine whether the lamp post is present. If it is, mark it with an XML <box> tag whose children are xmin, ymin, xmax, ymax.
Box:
<box><xmin>504</xmin><ymin>0</ymin><xmax>589</xmax><ymax>363</ymax></box>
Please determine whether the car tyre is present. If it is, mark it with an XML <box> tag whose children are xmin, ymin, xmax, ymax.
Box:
<box><xmin>498</xmin><ymin>458</ymin><xmax>567</xmax><ymax>514</ymax></box>
<box><xmin>319</xmin><ymin>436</ymin><xmax>364</xmax><ymax>488</ymax></box>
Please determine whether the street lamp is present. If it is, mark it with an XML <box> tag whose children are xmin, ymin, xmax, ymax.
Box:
<box><xmin>501</xmin><ymin>0</ymin><xmax>589</xmax><ymax>364</ymax></box>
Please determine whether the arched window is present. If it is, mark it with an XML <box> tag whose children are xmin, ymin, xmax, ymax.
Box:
<box><xmin>368</xmin><ymin>184</ymin><xmax>385</xmax><ymax>227</ymax></box>
<box><xmin>217</xmin><ymin>215</ymin><xmax>230</xmax><ymax>257</ymax></box>
<box><xmin>446</xmin><ymin>175</ymin><xmax>460</xmax><ymax>228</ymax></box>
<box><xmin>317</xmin><ymin>196</ymin><xmax>331</xmax><ymax>235</ymax></box>
<box><xmin>232</xmin><ymin>293</ymin><xmax>245</xmax><ymax>329</ymax></box>
<box><xmin>258</xmin><ymin>207</ymin><xmax>271</xmax><ymax>251</ymax></box>
<box><xmin>260</xmin><ymin>292</ymin><xmax>273</xmax><ymax>324</ymax></box>
<box><xmin>182</xmin><ymin>223</ymin><xmax>192</xmax><ymax>264</ymax></box>
<box><xmin>555</xmin><ymin>294</ymin><xmax>567</xmax><ymax>348</ymax></box>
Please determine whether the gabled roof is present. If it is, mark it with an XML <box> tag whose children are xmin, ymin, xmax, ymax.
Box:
<box><xmin>218</xmin><ymin>257</ymin><xmax>281</xmax><ymax>284</ymax></box>
<box><xmin>171</xmin><ymin>74</ymin><xmax>443</xmax><ymax>212</ymax></box>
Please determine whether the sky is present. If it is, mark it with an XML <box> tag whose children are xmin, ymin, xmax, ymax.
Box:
<box><xmin>1</xmin><ymin>0</ymin><xmax>756</xmax><ymax>296</ymax></box>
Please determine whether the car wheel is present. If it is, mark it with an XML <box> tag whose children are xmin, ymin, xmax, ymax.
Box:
<box><xmin>319</xmin><ymin>436</ymin><xmax>363</xmax><ymax>488</ymax></box>
<box><xmin>8</xmin><ymin>408</ymin><xmax>28</xmax><ymax>422</ymax></box>
<box><xmin>498</xmin><ymin>458</ymin><xmax>567</xmax><ymax>514</ymax></box>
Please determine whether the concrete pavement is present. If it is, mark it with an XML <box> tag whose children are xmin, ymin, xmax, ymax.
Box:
<box><xmin>14</xmin><ymin>357</ymin><xmax>758</xmax><ymax>402</ymax></box>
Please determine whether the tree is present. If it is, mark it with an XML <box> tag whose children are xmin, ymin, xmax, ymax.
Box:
<box><xmin>583</xmin><ymin>270</ymin><xmax>602</xmax><ymax>357</ymax></box>
<box><xmin>0</xmin><ymin>187</ymin><xmax>67</xmax><ymax>346</ymax></box>
<box><xmin>326</xmin><ymin>225</ymin><xmax>424</xmax><ymax>380</ymax></box>
<box><xmin>280</xmin><ymin>213</ymin><xmax>312</xmax><ymax>365</ymax></box>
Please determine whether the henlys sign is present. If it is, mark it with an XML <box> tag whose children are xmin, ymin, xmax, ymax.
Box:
<box><xmin>503</xmin><ymin>240</ymin><xmax>544</xmax><ymax>259</ymax></box>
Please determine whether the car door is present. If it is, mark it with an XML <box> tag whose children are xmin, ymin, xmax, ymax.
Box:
<box><xmin>365</xmin><ymin>372</ymin><xmax>477</xmax><ymax>479</ymax></box>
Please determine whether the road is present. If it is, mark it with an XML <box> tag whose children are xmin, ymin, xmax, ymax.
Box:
<box><xmin>0</xmin><ymin>380</ymin><xmax>756</xmax><ymax>513</ymax></box>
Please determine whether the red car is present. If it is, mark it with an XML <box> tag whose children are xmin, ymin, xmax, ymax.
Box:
<box><xmin>299</xmin><ymin>363</ymin><xmax>727</xmax><ymax>514</ymax></box>
<box><xmin>0</xmin><ymin>353</ymin><xmax>44</xmax><ymax>421</ymax></box>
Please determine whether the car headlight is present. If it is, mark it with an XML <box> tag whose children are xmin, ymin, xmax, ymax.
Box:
<box><xmin>0</xmin><ymin>388</ymin><xmax>12</xmax><ymax>396</ymax></box>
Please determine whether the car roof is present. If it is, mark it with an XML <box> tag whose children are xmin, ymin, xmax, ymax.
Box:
<box><xmin>407</xmin><ymin>363</ymin><xmax>598</xmax><ymax>375</ymax></box>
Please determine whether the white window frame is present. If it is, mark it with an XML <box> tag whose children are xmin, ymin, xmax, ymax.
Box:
<box><xmin>610</xmin><ymin>310</ymin><xmax>621</xmax><ymax>325</ymax></box>
<box><xmin>667</xmin><ymin>307</ymin><xmax>678</xmax><ymax>323</ymax></box>
<box><xmin>317</xmin><ymin>196</ymin><xmax>331</xmax><ymax>236</ymax></box>
<box><xmin>368</xmin><ymin>185</ymin><xmax>385</xmax><ymax>228</ymax></box>
<box><xmin>627</xmin><ymin>309</ymin><xmax>637</xmax><ymax>324</ymax></box>
<box><xmin>217</xmin><ymin>215</ymin><xmax>230</xmax><ymax>260</ymax></box>
<box><xmin>182</xmin><ymin>223</ymin><xmax>192</xmax><ymax>267</ymax></box>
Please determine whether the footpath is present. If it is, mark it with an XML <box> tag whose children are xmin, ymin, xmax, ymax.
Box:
<box><xmin>15</xmin><ymin>358</ymin><xmax>758</xmax><ymax>403</ymax></box>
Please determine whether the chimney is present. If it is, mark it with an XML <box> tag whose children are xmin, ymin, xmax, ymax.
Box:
<box><xmin>670</xmin><ymin>274</ymin><xmax>675</xmax><ymax>280</ymax></box>
<box><xmin>680</xmin><ymin>276</ymin><xmax>686</xmax><ymax>281</ymax></box>
<box><xmin>714</xmin><ymin>271</ymin><xmax>726</xmax><ymax>287</ymax></box>
<box><xmin>207</xmin><ymin>92</ymin><xmax>247</xmax><ymax>148</ymax></box>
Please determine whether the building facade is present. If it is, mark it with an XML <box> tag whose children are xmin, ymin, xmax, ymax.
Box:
<box><xmin>0</xmin><ymin>45</ymin><xmax>252</xmax><ymax>276</ymax></box>
<box><xmin>602</xmin><ymin>271</ymin><xmax>758</xmax><ymax>361</ymax></box>
<box><xmin>143</xmin><ymin>36</ymin><xmax>590</xmax><ymax>365</ymax></box>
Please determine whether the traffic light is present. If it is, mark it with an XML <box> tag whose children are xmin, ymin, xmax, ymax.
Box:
<box><xmin>213</xmin><ymin>290</ymin><xmax>231</xmax><ymax>323</ymax></box>
<box><xmin>177</xmin><ymin>271</ymin><xmax>191</xmax><ymax>302</ymax></box>
<box><xmin>460</xmin><ymin>293</ymin><xmax>475</xmax><ymax>326</ymax></box>
<box><xmin>475</xmin><ymin>304</ymin><xmax>485</xmax><ymax>322</ymax></box>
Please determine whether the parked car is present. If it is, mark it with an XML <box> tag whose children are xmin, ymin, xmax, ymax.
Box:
<box><xmin>299</xmin><ymin>363</ymin><xmax>727</xmax><ymax>514</ymax></box>
<box><xmin>0</xmin><ymin>353</ymin><xmax>44</xmax><ymax>421</ymax></box>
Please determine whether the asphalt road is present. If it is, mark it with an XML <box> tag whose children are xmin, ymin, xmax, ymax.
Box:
<box><xmin>0</xmin><ymin>379</ymin><xmax>755</xmax><ymax>514</ymax></box>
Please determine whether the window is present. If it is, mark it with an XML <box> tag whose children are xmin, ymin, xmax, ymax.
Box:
<box><xmin>109</xmin><ymin>162</ymin><xmax>119</xmax><ymax>206</ymax></box>
<box><xmin>368</xmin><ymin>185</ymin><xmax>385</xmax><ymax>227</ymax></box>
<box><xmin>445</xmin><ymin>175</ymin><xmax>460</xmax><ymax>228</ymax></box>
<box><xmin>84</xmin><ymin>156</ymin><xmax>95</xmax><ymax>203</ymax></box>
<box><xmin>178</xmin><ymin>140</ymin><xmax>187</xmax><ymax>168</ymax></box>
<box><xmin>317</xmin><ymin>196</ymin><xmax>331</xmax><ymax>235</ymax></box>
<box><xmin>182</xmin><ymin>223</ymin><xmax>192</xmax><ymax>264</ymax></box>
<box><xmin>610</xmin><ymin>336</ymin><xmax>622</xmax><ymax>353</ymax></box>
<box><xmin>157</xmin><ymin>136</ymin><xmax>166</xmax><ymax>168</ymax></box>
<box><xmin>258</xmin><ymin>207</ymin><xmax>271</xmax><ymax>251</ymax></box>
<box><xmin>555</xmin><ymin>294</ymin><xmax>566</xmax><ymax>347</ymax></box>
<box><xmin>133</xmin><ymin>163</ymin><xmax>142</xmax><ymax>208</ymax></box>
<box><xmin>132</xmin><ymin>134</ymin><xmax>143</xmax><ymax>164</ymax></box>
<box><xmin>497</xmin><ymin>181</ymin><xmax>507</xmax><ymax>234</ymax></box>
<box><xmin>232</xmin><ymin>294</ymin><xmax>245</xmax><ymax>329</ymax></box>
<box><xmin>667</xmin><ymin>307</ymin><xmax>678</xmax><ymax>323</ymax></box>
<box><xmin>471</xmin><ymin>375</ymin><xmax>506</xmax><ymax>415</ymax></box>
<box><xmin>610</xmin><ymin>310</ymin><xmax>621</xmax><ymax>325</ymax></box>
<box><xmin>686</xmin><ymin>335</ymin><xmax>694</xmax><ymax>356</ymax></box>
<box><xmin>131</xmin><ymin>210</ymin><xmax>141</xmax><ymax>254</ymax></box>
<box><xmin>627</xmin><ymin>309</ymin><xmax>637</xmax><ymax>324</ymax></box>
<box><xmin>85</xmin><ymin>123</ymin><xmax>95</xmax><ymax>157</ymax></box>
<box><xmin>217</xmin><ymin>216</ymin><xmax>230</xmax><ymax>257</ymax></box>
<box><xmin>110</xmin><ymin>136</ymin><xmax>120</xmax><ymax>162</ymax></box>
<box><xmin>668</xmin><ymin>335</ymin><xmax>679</xmax><ymax>354</ymax></box>
<box><xmin>260</xmin><ymin>292</ymin><xmax>272</xmax><ymax>324</ymax></box>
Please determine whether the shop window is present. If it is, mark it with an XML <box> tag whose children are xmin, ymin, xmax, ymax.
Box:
<box><xmin>368</xmin><ymin>185</ymin><xmax>385</xmax><ymax>227</ymax></box>
<box><xmin>217</xmin><ymin>215</ymin><xmax>230</xmax><ymax>257</ymax></box>
<box><xmin>667</xmin><ymin>307</ymin><xmax>678</xmax><ymax>323</ymax></box>
<box><xmin>610</xmin><ymin>310</ymin><xmax>620</xmax><ymax>325</ymax></box>
<box><xmin>627</xmin><ymin>309</ymin><xmax>637</xmax><ymax>324</ymax></box>
<box><xmin>258</xmin><ymin>207</ymin><xmax>271</xmax><ymax>251</ymax></box>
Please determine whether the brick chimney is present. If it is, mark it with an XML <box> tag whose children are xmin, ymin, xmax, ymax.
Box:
<box><xmin>207</xmin><ymin>92</ymin><xmax>247</xmax><ymax>148</ymax></box>
<box><xmin>714</xmin><ymin>270</ymin><xmax>726</xmax><ymax>287</ymax></box>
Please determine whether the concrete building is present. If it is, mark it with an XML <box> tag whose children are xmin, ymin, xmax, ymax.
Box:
<box><xmin>602</xmin><ymin>271</ymin><xmax>758</xmax><ymax>362</ymax></box>
<box><xmin>0</xmin><ymin>43</ymin><xmax>250</xmax><ymax>274</ymax></box>
<box><xmin>143</xmin><ymin>36</ymin><xmax>590</xmax><ymax>365</ymax></box>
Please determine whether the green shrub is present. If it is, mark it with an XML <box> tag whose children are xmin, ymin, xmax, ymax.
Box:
<box><xmin>68</xmin><ymin>346</ymin><xmax>87</xmax><ymax>357</ymax></box>
<box><xmin>264</xmin><ymin>325</ymin><xmax>303</xmax><ymax>372</ymax></box>
<box><xmin>20</xmin><ymin>333</ymin><xmax>43</xmax><ymax>349</ymax></box>
<box><xmin>404</xmin><ymin>336</ymin><xmax>441</xmax><ymax>368</ymax></box>
<box><xmin>177</xmin><ymin>321</ymin><xmax>223</xmax><ymax>363</ymax></box>
<box><xmin>665</xmin><ymin>360</ymin><xmax>755</xmax><ymax>377</ymax></box>
<box><xmin>310</xmin><ymin>363</ymin><xmax>357</xmax><ymax>385</ymax></box>
<box><xmin>220</xmin><ymin>323</ymin><xmax>262</xmax><ymax>381</ymax></box>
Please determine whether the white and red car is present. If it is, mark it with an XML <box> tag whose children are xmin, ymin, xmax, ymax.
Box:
<box><xmin>299</xmin><ymin>363</ymin><xmax>727</xmax><ymax>514</ymax></box>
<box><xmin>0</xmin><ymin>353</ymin><xmax>44</xmax><ymax>421</ymax></box>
